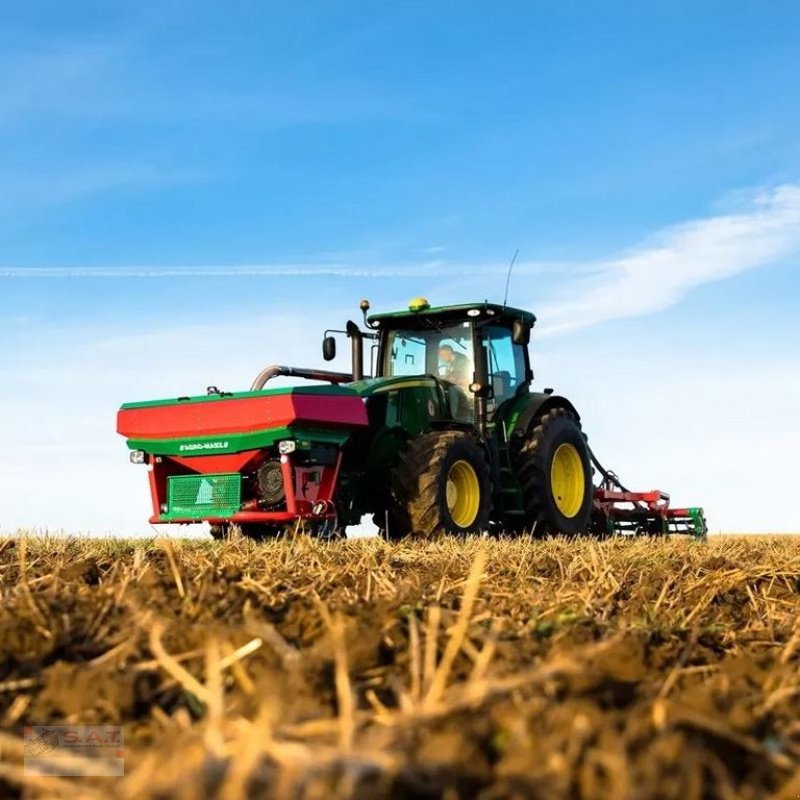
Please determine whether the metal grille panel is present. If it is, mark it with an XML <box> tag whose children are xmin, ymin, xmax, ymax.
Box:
<box><xmin>167</xmin><ymin>474</ymin><xmax>241</xmax><ymax>519</ymax></box>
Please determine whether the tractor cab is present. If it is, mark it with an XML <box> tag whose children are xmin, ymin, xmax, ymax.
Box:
<box><xmin>322</xmin><ymin>297</ymin><xmax>536</xmax><ymax>428</ymax></box>
<box><xmin>365</xmin><ymin>298</ymin><xmax>535</xmax><ymax>429</ymax></box>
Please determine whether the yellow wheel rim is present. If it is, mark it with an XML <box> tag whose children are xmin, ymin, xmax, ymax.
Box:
<box><xmin>550</xmin><ymin>443</ymin><xmax>585</xmax><ymax>518</ymax></box>
<box><xmin>446</xmin><ymin>460</ymin><xmax>481</xmax><ymax>528</ymax></box>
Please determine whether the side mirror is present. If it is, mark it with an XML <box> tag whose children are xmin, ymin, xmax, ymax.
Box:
<box><xmin>322</xmin><ymin>336</ymin><xmax>336</xmax><ymax>361</ymax></box>
<box><xmin>512</xmin><ymin>318</ymin><xmax>531</xmax><ymax>346</ymax></box>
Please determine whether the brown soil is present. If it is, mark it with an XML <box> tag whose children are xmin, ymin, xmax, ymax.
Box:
<box><xmin>1</xmin><ymin>535</ymin><xmax>799</xmax><ymax>799</ymax></box>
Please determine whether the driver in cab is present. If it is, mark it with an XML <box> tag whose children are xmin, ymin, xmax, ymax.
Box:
<box><xmin>438</xmin><ymin>344</ymin><xmax>471</xmax><ymax>389</ymax></box>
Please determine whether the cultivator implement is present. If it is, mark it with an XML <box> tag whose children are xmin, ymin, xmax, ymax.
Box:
<box><xmin>591</xmin><ymin>476</ymin><xmax>707</xmax><ymax>539</ymax></box>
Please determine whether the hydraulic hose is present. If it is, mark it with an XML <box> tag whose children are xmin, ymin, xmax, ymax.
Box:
<box><xmin>250</xmin><ymin>364</ymin><xmax>353</xmax><ymax>391</ymax></box>
<box><xmin>587</xmin><ymin>444</ymin><xmax>632</xmax><ymax>494</ymax></box>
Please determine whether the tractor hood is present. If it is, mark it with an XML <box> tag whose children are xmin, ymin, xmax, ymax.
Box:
<box><xmin>348</xmin><ymin>375</ymin><xmax>442</xmax><ymax>398</ymax></box>
<box><xmin>117</xmin><ymin>384</ymin><xmax>368</xmax><ymax>457</ymax></box>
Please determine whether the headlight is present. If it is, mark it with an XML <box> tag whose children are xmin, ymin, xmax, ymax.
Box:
<box><xmin>130</xmin><ymin>450</ymin><xmax>147</xmax><ymax>465</ymax></box>
<box><xmin>278</xmin><ymin>440</ymin><xmax>296</xmax><ymax>455</ymax></box>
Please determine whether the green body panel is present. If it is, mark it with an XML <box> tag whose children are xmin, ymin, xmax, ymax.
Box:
<box><xmin>347</xmin><ymin>374</ymin><xmax>533</xmax><ymax>519</ymax></box>
<box><xmin>127</xmin><ymin>426</ymin><xmax>350</xmax><ymax>456</ymax></box>
<box><xmin>335</xmin><ymin>377</ymin><xmax>451</xmax><ymax>522</ymax></box>
<box><xmin>120</xmin><ymin>383</ymin><xmax>357</xmax><ymax>411</ymax></box>
<box><xmin>486</xmin><ymin>391</ymin><xmax>577</xmax><ymax>517</ymax></box>
<box><xmin>350</xmin><ymin>375</ymin><xmax>445</xmax><ymax>479</ymax></box>
<box><xmin>366</xmin><ymin>381</ymin><xmax>443</xmax><ymax>463</ymax></box>
<box><xmin>500</xmin><ymin>391</ymin><xmax>539</xmax><ymax>438</ymax></box>
<box><xmin>498</xmin><ymin>390</ymin><xmax>576</xmax><ymax>438</ymax></box>
<box><xmin>687</xmin><ymin>509</ymin><xmax>708</xmax><ymax>540</ymax></box>
<box><xmin>348</xmin><ymin>375</ymin><xmax>438</xmax><ymax>398</ymax></box>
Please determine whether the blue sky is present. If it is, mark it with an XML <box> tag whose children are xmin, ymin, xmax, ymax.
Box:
<box><xmin>1</xmin><ymin>1</ymin><xmax>799</xmax><ymax>533</ymax></box>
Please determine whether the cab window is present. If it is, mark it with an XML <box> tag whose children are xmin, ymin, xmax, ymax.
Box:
<box><xmin>384</xmin><ymin>323</ymin><xmax>475</xmax><ymax>422</ymax></box>
<box><xmin>484</xmin><ymin>325</ymin><xmax>527</xmax><ymax>406</ymax></box>
<box><xmin>384</xmin><ymin>324</ymin><xmax>474</xmax><ymax>382</ymax></box>
<box><xmin>386</xmin><ymin>334</ymin><xmax>426</xmax><ymax>376</ymax></box>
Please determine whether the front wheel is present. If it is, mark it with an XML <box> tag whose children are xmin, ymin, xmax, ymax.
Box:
<box><xmin>514</xmin><ymin>407</ymin><xmax>593</xmax><ymax>535</ymax></box>
<box><xmin>387</xmin><ymin>431</ymin><xmax>492</xmax><ymax>539</ymax></box>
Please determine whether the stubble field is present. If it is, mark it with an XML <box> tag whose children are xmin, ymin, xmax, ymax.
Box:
<box><xmin>0</xmin><ymin>534</ymin><xmax>799</xmax><ymax>799</ymax></box>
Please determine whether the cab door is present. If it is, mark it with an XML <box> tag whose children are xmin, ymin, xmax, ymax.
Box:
<box><xmin>481</xmin><ymin>325</ymin><xmax>529</xmax><ymax>416</ymax></box>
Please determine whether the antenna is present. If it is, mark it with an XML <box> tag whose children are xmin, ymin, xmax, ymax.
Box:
<box><xmin>502</xmin><ymin>248</ymin><xmax>520</xmax><ymax>307</ymax></box>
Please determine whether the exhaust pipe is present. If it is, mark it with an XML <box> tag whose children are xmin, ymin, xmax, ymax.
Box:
<box><xmin>346</xmin><ymin>321</ymin><xmax>364</xmax><ymax>381</ymax></box>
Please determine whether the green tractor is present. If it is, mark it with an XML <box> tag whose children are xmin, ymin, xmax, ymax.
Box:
<box><xmin>117</xmin><ymin>298</ymin><xmax>602</xmax><ymax>538</ymax></box>
<box><xmin>337</xmin><ymin>298</ymin><xmax>594</xmax><ymax>538</ymax></box>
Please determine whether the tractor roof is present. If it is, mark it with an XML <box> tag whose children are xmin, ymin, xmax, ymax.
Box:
<box><xmin>368</xmin><ymin>300</ymin><xmax>536</xmax><ymax>326</ymax></box>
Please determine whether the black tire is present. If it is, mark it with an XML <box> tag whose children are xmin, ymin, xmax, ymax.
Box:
<box><xmin>514</xmin><ymin>407</ymin><xmax>593</xmax><ymax>536</ymax></box>
<box><xmin>387</xmin><ymin>431</ymin><xmax>492</xmax><ymax>539</ymax></box>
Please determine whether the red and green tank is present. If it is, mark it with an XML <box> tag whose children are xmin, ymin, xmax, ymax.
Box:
<box><xmin>118</xmin><ymin>385</ymin><xmax>368</xmax><ymax>527</ymax></box>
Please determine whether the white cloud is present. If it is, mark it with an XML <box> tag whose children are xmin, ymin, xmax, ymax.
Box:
<box><xmin>537</xmin><ymin>185</ymin><xmax>800</xmax><ymax>334</ymax></box>
<box><xmin>4</xmin><ymin>184</ymin><xmax>799</xmax><ymax>334</ymax></box>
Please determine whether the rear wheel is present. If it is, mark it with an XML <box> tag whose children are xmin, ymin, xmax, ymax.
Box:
<box><xmin>514</xmin><ymin>407</ymin><xmax>593</xmax><ymax>535</ymax></box>
<box><xmin>387</xmin><ymin>431</ymin><xmax>492</xmax><ymax>539</ymax></box>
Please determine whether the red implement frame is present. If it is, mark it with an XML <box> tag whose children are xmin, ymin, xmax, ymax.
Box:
<box><xmin>592</xmin><ymin>484</ymin><xmax>707</xmax><ymax>538</ymax></box>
